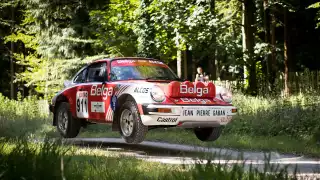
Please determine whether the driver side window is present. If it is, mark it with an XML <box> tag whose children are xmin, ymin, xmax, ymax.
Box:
<box><xmin>73</xmin><ymin>68</ymin><xmax>88</xmax><ymax>83</ymax></box>
<box><xmin>86</xmin><ymin>62</ymin><xmax>107</xmax><ymax>82</ymax></box>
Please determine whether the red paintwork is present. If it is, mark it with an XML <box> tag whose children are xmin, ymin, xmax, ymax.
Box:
<box><xmin>164</xmin><ymin>81</ymin><xmax>216</xmax><ymax>98</ymax></box>
<box><xmin>58</xmin><ymin>58</ymin><xmax>230</xmax><ymax>124</ymax></box>
<box><xmin>62</xmin><ymin>83</ymin><xmax>117</xmax><ymax>123</ymax></box>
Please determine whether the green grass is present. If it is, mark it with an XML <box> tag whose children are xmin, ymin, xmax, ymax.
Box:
<box><xmin>1</xmin><ymin>92</ymin><xmax>320</xmax><ymax>157</ymax></box>
<box><xmin>0</xmin><ymin>138</ymin><xmax>300</xmax><ymax>180</ymax></box>
<box><xmin>79</xmin><ymin>125</ymin><xmax>320</xmax><ymax>157</ymax></box>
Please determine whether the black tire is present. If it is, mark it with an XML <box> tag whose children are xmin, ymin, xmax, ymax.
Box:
<box><xmin>118</xmin><ymin>100</ymin><xmax>148</xmax><ymax>144</ymax></box>
<box><xmin>194</xmin><ymin>127</ymin><xmax>222</xmax><ymax>142</ymax></box>
<box><xmin>55</xmin><ymin>102</ymin><xmax>81</xmax><ymax>138</ymax></box>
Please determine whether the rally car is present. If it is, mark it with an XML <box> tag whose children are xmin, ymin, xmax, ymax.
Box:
<box><xmin>49</xmin><ymin>57</ymin><xmax>237</xmax><ymax>144</ymax></box>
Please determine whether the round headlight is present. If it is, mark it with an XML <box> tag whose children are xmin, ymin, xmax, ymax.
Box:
<box><xmin>216</xmin><ymin>86</ymin><xmax>232</xmax><ymax>103</ymax></box>
<box><xmin>150</xmin><ymin>86</ymin><xmax>165</xmax><ymax>102</ymax></box>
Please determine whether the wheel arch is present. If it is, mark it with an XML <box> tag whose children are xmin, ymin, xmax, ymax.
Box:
<box><xmin>112</xmin><ymin>93</ymin><xmax>139</xmax><ymax>131</ymax></box>
<box><xmin>53</xmin><ymin>94</ymin><xmax>70</xmax><ymax>126</ymax></box>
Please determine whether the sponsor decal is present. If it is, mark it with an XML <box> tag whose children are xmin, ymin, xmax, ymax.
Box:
<box><xmin>117</xmin><ymin>60</ymin><xmax>136</xmax><ymax>64</ymax></box>
<box><xmin>113</xmin><ymin>84</ymin><xmax>120</xmax><ymax>92</ymax></box>
<box><xmin>91</xmin><ymin>101</ymin><xmax>105</xmax><ymax>113</ymax></box>
<box><xmin>180</xmin><ymin>84</ymin><xmax>209</xmax><ymax>97</ymax></box>
<box><xmin>90</xmin><ymin>84</ymin><xmax>113</xmax><ymax>100</ymax></box>
<box><xmin>110</xmin><ymin>95</ymin><xmax>117</xmax><ymax>111</ymax></box>
<box><xmin>182</xmin><ymin>110</ymin><xmax>194</xmax><ymax>116</ymax></box>
<box><xmin>134</xmin><ymin>87</ymin><xmax>151</xmax><ymax>93</ymax></box>
<box><xmin>157</xmin><ymin>117</ymin><xmax>178</xmax><ymax>123</ymax></box>
<box><xmin>212</xmin><ymin>109</ymin><xmax>226</xmax><ymax>116</ymax></box>
<box><xmin>182</xmin><ymin>109</ymin><xmax>226</xmax><ymax>116</ymax></box>
<box><xmin>196</xmin><ymin>110</ymin><xmax>211</xmax><ymax>116</ymax></box>
<box><xmin>180</xmin><ymin>98</ymin><xmax>211</xmax><ymax>104</ymax></box>
<box><xmin>76</xmin><ymin>91</ymin><xmax>89</xmax><ymax>118</ymax></box>
<box><xmin>149</xmin><ymin>60</ymin><xmax>164</xmax><ymax>64</ymax></box>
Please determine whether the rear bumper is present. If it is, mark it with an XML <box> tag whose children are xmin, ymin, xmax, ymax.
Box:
<box><xmin>140</xmin><ymin>104</ymin><xmax>237</xmax><ymax>127</ymax></box>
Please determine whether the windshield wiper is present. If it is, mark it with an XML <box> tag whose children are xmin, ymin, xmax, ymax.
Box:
<box><xmin>146</xmin><ymin>77</ymin><xmax>183</xmax><ymax>81</ymax></box>
<box><xmin>146</xmin><ymin>76</ymin><xmax>170</xmax><ymax>80</ymax></box>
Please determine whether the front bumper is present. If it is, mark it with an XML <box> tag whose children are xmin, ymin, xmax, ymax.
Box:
<box><xmin>140</xmin><ymin>104</ymin><xmax>237</xmax><ymax>128</ymax></box>
<box><xmin>49</xmin><ymin>104</ymin><xmax>54</xmax><ymax>113</ymax></box>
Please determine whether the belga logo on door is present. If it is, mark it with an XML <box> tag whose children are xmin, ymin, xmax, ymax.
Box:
<box><xmin>90</xmin><ymin>85</ymin><xmax>113</xmax><ymax>100</ymax></box>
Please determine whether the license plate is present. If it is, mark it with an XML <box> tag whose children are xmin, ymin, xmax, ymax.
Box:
<box><xmin>181</xmin><ymin>108</ymin><xmax>226</xmax><ymax>117</ymax></box>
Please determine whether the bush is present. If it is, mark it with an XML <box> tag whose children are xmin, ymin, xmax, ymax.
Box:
<box><xmin>0</xmin><ymin>93</ymin><xmax>56</xmax><ymax>138</ymax></box>
<box><xmin>225</xmin><ymin>93</ymin><xmax>320</xmax><ymax>139</ymax></box>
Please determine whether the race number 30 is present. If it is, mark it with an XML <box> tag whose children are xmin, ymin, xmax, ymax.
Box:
<box><xmin>76</xmin><ymin>91</ymin><xmax>88</xmax><ymax>118</ymax></box>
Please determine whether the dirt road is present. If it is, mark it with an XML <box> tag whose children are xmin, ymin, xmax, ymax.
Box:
<box><xmin>64</xmin><ymin>137</ymin><xmax>320</xmax><ymax>176</ymax></box>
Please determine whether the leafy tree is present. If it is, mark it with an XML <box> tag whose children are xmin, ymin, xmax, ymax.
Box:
<box><xmin>308</xmin><ymin>2</ymin><xmax>320</xmax><ymax>28</ymax></box>
<box><xmin>4</xmin><ymin>0</ymin><xmax>107</xmax><ymax>98</ymax></box>
<box><xmin>90</xmin><ymin>0</ymin><xmax>139</xmax><ymax>57</ymax></box>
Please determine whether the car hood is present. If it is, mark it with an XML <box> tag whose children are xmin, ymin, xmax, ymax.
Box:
<box><xmin>117</xmin><ymin>80</ymin><xmax>216</xmax><ymax>99</ymax></box>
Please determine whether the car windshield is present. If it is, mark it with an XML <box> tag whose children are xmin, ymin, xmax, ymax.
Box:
<box><xmin>110</xmin><ymin>59</ymin><xmax>180</xmax><ymax>81</ymax></box>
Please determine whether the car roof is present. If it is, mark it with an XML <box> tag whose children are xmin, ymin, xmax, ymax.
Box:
<box><xmin>92</xmin><ymin>57</ymin><xmax>163</xmax><ymax>63</ymax></box>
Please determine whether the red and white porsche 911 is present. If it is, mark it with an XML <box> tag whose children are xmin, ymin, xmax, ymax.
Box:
<box><xmin>49</xmin><ymin>57</ymin><xmax>237</xmax><ymax>144</ymax></box>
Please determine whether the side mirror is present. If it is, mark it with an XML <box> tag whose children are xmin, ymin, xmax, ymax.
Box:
<box><xmin>109</xmin><ymin>73</ymin><xmax>116</xmax><ymax>81</ymax></box>
<box><xmin>63</xmin><ymin>80</ymin><xmax>72</xmax><ymax>88</ymax></box>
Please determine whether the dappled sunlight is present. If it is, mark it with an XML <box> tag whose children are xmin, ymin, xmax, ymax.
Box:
<box><xmin>0</xmin><ymin>138</ymin><xmax>304</xmax><ymax>180</ymax></box>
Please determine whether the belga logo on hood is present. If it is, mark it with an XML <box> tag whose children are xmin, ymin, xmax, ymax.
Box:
<box><xmin>180</xmin><ymin>84</ymin><xmax>209</xmax><ymax>97</ymax></box>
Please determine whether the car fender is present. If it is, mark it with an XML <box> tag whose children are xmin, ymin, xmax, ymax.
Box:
<box><xmin>110</xmin><ymin>83</ymin><xmax>162</xmax><ymax>130</ymax></box>
<box><xmin>51</xmin><ymin>86</ymin><xmax>77</xmax><ymax>119</ymax></box>
<box><xmin>112</xmin><ymin>83</ymin><xmax>155</xmax><ymax>112</ymax></box>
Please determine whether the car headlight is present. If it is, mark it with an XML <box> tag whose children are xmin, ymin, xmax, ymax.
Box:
<box><xmin>216</xmin><ymin>86</ymin><xmax>232</xmax><ymax>103</ymax></box>
<box><xmin>150</xmin><ymin>86</ymin><xmax>165</xmax><ymax>102</ymax></box>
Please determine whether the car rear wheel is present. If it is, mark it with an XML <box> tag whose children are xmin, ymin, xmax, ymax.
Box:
<box><xmin>118</xmin><ymin>100</ymin><xmax>148</xmax><ymax>144</ymax></box>
<box><xmin>194</xmin><ymin>127</ymin><xmax>222</xmax><ymax>142</ymax></box>
<box><xmin>56</xmin><ymin>102</ymin><xmax>81</xmax><ymax>138</ymax></box>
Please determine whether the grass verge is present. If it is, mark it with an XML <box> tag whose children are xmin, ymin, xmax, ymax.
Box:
<box><xmin>2</xmin><ymin>92</ymin><xmax>320</xmax><ymax>157</ymax></box>
<box><xmin>0</xmin><ymin>137</ymin><xmax>302</xmax><ymax>180</ymax></box>
<box><xmin>79</xmin><ymin>125</ymin><xmax>320</xmax><ymax>158</ymax></box>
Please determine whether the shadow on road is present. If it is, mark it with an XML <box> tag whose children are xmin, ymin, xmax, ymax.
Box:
<box><xmin>66</xmin><ymin>140</ymin><xmax>210</xmax><ymax>158</ymax></box>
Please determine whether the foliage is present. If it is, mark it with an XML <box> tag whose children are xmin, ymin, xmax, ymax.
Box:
<box><xmin>308</xmin><ymin>1</ymin><xmax>320</xmax><ymax>28</ymax></box>
<box><xmin>0</xmin><ymin>93</ymin><xmax>55</xmax><ymax>138</ymax></box>
<box><xmin>90</xmin><ymin>0</ymin><xmax>139</xmax><ymax>57</ymax></box>
<box><xmin>1</xmin><ymin>0</ymin><xmax>320</xmax><ymax>97</ymax></box>
<box><xmin>2</xmin><ymin>91</ymin><xmax>320</xmax><ymax>156</ymax></box>
<box><xmin>225</xmin><ymin>94</ymin><xmax>320</xmax><ymax>139</ymax></box>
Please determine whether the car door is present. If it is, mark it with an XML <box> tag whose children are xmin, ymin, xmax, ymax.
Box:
<box><xmin>74</xmin><ymin>67</ymin><xmax>90</xmax><ymax>119</ymax></box>
<box><xmin>78</xmin><ymin>62</ymin><xmax>110</xmax><ymax>122</ymax></box>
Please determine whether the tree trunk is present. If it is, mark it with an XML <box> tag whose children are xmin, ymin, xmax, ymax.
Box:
<box><xmin>192</xmin><ymin>56</ymin><xmax>196</xmax><ymax>81</ymax></box>
<box><xmin>243</xmin><ymin>0</ymin><xmax>257</xmax><ymax>95</ymax></box>
<box><xmin>209</xmin><ymin>0</ymin><xmax>217</xmax><ymax>80</ymax></box>
<box><xmin>242</xmin><ymin>2</ymin><xmax>247</xmax><ymax>84</ymax></box>
<box><xmin>271</xmin><ymin>11</ymin><xmax>277</xmax><ymax>90</ymax></box>
<box><xmin>264</xmin><ymin>0</ymin><xmax>274</xmax><ymax>91</ymax></box>
<box><xmin>177</xmin><ymin>49</ymin><xmax>182</xmax><ymax>78</ymax></box>
<box><xmin>314</xmin><ymin>71</ymin><xmax>318</xmax><ymax>91</ymax></box>
<box><xmin>10</xmin><ymin>5</ymin><xmax>15</xmax><ymax>99</ymax></box>
<box><xmin>283</xmin><ymin>7</ymin><xmax>290</xmax><ymax>97</ymax></box>
<box><xmin>176</xmin><ymin>29</ymin><xmax>182</xmax><ymax>78</ymax></box>
<box><xmin>183</xmin><ymin>49</ymin><xmax>188</xmax><ymax>80</ymax></box>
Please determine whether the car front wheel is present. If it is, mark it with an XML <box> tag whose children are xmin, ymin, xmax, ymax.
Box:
<box><xmin>194</xmin><ymin>127</ymin><xmax>222</xmax><ymax>142</ymax></box>
<box><xmin>118</xmin><ymin>100</ymin><xmax>148</xmax><ymax>144</ymax></box>
<box><xmin>56</xmin><ymin>102</ymin><xmax>81</xmax><ymax>138</ymax></box>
